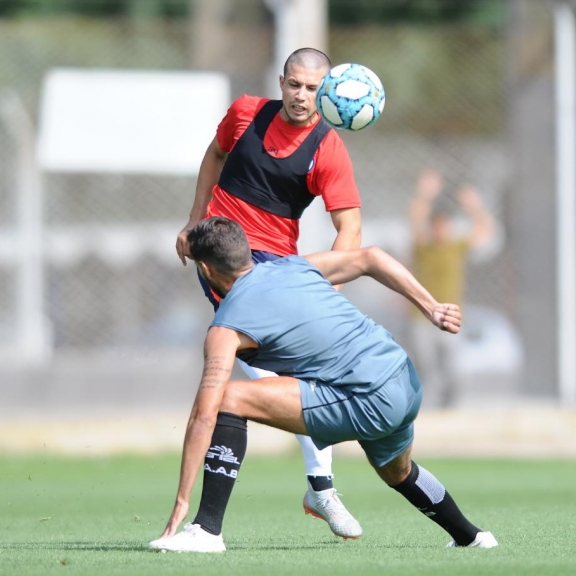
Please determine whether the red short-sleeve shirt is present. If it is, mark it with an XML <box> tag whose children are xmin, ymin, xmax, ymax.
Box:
<box><xmin>206</xmin><ymin>95</ymin><xmax>361</xmax><ymax>256</ymax></box>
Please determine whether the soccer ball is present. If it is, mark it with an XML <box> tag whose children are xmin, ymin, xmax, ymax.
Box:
<box><xmin>316</xmin><ymin>63</ymin><xmax>386</xmax><ymax>131</ymax></box>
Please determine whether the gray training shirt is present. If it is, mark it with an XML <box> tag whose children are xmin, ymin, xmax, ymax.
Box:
<box><xmin>211</xmin><ymin>256</ymin><xmax>407</xmax><ymax>394</ymax></box>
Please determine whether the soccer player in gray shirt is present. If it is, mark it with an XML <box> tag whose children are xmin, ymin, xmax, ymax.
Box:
<box><xmin>150</xmin><ymin>216</ymin><xmax>497</xmax><ymax>553</ymax></box>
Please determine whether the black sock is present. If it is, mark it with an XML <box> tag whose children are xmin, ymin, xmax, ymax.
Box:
<box><xmin>192</xmin><ymin>412</ymin><xmax>247</xmax><ymax>535</ymax></box>
<box><xmin>307</xmin><ymin>475</ymin><xmax>334</xmax><ymax>491</ymax></box>
<box><xmin>392</xmin><ymin>461</ymin><xmax>480</xmax><ymax>545</ymax></box>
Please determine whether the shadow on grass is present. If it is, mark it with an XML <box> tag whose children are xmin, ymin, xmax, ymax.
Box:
<box><xmin>1</xmin><ymin>539</ymin><xmax>433</xmax><ymax>553</ymax></box>
<box><xmin>1</xmin><ymin>541</ymin><xmax>343</xmax><ymax>552</ymax></box>
<box><xmin>226</xmin><ymin>538</ymin><xmax>430</xmax><ymax>551</ymax></box>
<box><xmin>0</xmin><ymin>542</ymin><xmax>148</xmax><ymax>552</ymax></box>
<box><xmin>229</xmin><ymin>541</ymin><xmax>343</xmax><ymax>551</ymax></box>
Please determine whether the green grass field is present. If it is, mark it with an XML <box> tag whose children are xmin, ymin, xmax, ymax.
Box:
<box><xmin>1</xmin><ymin>452</ymin><xmax>575</xmax><ymax>576</ymax></box>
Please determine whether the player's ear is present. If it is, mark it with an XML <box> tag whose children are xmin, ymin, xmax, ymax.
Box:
<box><xmin>197</xmin><ymin>261</ymin><xmax>212</xmax><ymax>280</ymax></box>
<box><xmin>278</xmin><ymin>75</ymin><xmax>284</xmax><ymax>90</ymax></box>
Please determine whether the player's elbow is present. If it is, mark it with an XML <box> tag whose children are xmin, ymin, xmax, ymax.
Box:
<box><xmin>361</xmin><ymin>245</ymin><xmax>385</xmax><ymax>274</ymax></box>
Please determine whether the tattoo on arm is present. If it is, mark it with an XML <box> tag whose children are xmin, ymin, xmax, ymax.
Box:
<box><xmin>200</xmin><ymin>355</ymin><xmax>231</xmax><ymax>389</ymax></box>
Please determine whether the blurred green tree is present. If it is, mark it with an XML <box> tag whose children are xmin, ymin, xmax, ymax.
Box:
<box><xmin>0</xmin><ymin>0</ymin><xmax>503</xmax><ymax>26</ymax></box>
<box><xmin>0</xmin><ymin>0</ymin><xmax>189</xmax><ymax>18</ymax></box>
<box><xmin>330</xmin><ymin>0</ymin><xmax>503</xmax><ymax>27</ymax></box>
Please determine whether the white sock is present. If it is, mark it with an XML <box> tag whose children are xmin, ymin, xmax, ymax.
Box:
<box><xmin>295</xmin><ymin>434</ymin><xmax>334</xmax><ymax>477</ymax></box>
<box><xmin>236</xmin><ymin>360</ymin><xmax>334</xmax><ymax>477</ymax></box>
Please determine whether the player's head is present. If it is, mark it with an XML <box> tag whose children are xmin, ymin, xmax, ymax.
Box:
<box><xmin>188</xmin><ymin>217</ymin><xmax>252</xmax><ymax>278</ymax></box>
<box><xmin>283</xmin><ymin>48</ymin><xmax>331</xmax><ymax>78</ymax></box>
<box><xmin>279</xmin><ymin>47</ymin><xmax>331</xmax><ymax>127</ymax></box>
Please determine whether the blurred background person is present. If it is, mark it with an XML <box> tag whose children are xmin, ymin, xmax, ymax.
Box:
<box><xmin>407</xmin><ymin>169</ymin><xmax>495</xmax><ymax>408</ymax></box>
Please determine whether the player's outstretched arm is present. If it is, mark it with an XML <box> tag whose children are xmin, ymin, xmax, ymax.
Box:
<box><xmin>159</xmin><ymin>327</ymin><xmax>239</xmax><ymax>538</ymax></box>
<box><xmin>305</xmin><ymin>246</ymin><xmax>461</xmax><ymax>333</ymax></box>
<box><xmin>176</xmin><ymin>137</ymin><xmax>228</xmax><ymax>265</ymax></box>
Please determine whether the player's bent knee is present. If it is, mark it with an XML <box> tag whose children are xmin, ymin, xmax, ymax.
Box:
<box><xmin>219</xmin><ymin>380</ymin><xmax>246</xmax><ymax>414</ymax></box>
<box><xmin>374</xmin><ymin>448</ymin><xmax>414</xmax><ymax>486</ymax></box>
<box><xmin>220</xmin><ymin>379</ymin><xmax>265</xmax><ymax>416</ymax></box>
<box><xmin>377</xmin><ymin>463</ymin><xmax>411</xmax><ymax>487</ymax></box>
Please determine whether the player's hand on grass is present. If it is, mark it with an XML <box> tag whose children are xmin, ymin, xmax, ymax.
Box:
<box><xmin>160</xmin><ymin>500</ymin><xmax>189</xmax><ymax>538</ymax></box>
<box><xmin>176</xmin><ymin>224</ymin><xmax>194</xmax><ymax>266</ymax></box>
<box><xmin>430</xmin><ymin>303</ymin><xmax>461</xmax><ymax>334</ymax></box>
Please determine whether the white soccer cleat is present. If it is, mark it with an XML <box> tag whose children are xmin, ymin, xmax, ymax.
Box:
<box><xmin>446</xmin><ymin>531</ymin><xmax>498</xmax><ymax>549</ymax></box>
<box><xmin>149</xmin><ymin>523</ymin><xmax>226</xmax><ymax>553</ymax></box>
<box><xmin>303</xmin><ymin>485</ymin><xmax>362</xmax><ymax>539</ymax></box>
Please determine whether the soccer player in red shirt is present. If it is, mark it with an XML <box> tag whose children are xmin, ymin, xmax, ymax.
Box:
<box><xmin>175</xmin><ymin>48</ymin><xmax>362</xmax><ymax>540</ymax></box>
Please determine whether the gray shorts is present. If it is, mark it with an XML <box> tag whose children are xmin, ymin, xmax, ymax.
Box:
<box><xmin>299</xmin><ymin>358</ymin><xmax>422</xmax><ymax>467</ymax></box>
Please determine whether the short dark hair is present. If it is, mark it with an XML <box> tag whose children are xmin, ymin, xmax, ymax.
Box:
<box><xmin>187</xmin><ymin>217</ymin><xmax>252</xmax><ymax>275</ymax></box>
<box><xmin>283</xmin><ymin>47</ymin><xmax>331</xmax><ymax>77</ymax></box>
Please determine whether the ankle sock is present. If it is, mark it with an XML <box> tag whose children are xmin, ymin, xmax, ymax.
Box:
<box><xmin>307</xmin><ymin>475</ymin><xmax>334</xmax><ymax>492</ymax></box>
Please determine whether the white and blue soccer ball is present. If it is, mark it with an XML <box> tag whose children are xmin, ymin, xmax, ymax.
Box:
<box><xmin>316</xmin><ymin>63</ymin><xmax>386</xmax><ymax>131</ymax></box>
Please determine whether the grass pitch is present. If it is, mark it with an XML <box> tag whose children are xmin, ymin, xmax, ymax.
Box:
<box><xmin>1</xmin><ymin>452</ymin><xmax>575</xmax><ymax>576</ymax></box>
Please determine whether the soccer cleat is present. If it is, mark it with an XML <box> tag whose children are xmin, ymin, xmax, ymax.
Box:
<box><xmin>149</xmin><ymin>523</ymin><xmax>226</xmax><ymax>553</ymax></box>
<box><xmin>303</xmin><ymin>484</ymin><xmax>362</xmax><ymax>539</ymax></box>
<box><xmin>446</xmin><ymin>531</ymin><xmax>498</xmax><ymax>549</ymax></box>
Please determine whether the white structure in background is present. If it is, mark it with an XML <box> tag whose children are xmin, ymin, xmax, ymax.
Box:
<box><xmin>38</xmin><ymin>69</ymin><xmax>229</xmax><ymax>174</ymax></box>
<box><xmin>265</xmin><ymin>0</ymin><xmax>331</xmax><ymax>258</ymax></box>
<box><xmin>1</xmin><ymin>69</ymin><xmax>230</xmax><ymax>366</ymax></box>
<box><xmin>264</xmin><ymin>0</ymin><xmax>328</xmax><ymax>97</ymax></box>
<box><xmin>554</xmin><ymin>3</ymin><xmax>576</xmax><ymax>406</ymax></box>
<box><xmin>0</xmin><ymin>92</ymin><xmax>51</xmax><ymax>367</ymax></box>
